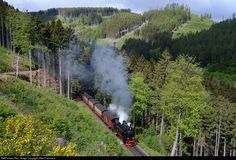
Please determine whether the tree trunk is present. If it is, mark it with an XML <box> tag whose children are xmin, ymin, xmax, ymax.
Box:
<box><xmin>200</xmin><ymin>138</ymin><xmax>203</xmax><ymax>156</ymax></box>
<box><xmin>196</xmin><ymin>138</ymin><xmax>199</xmax><ymax>156</ymax></box>
<box><xmin>43</xmin><ymin>52</ymin><xmax>46</xmax><ymax>87</ymax></box>
<box><xmin>37</xmin><ymin>51</ymin><xmax>40</xmax><ymax>86</ymax></box>
<box><xmin>215</xmin><ymin>123</ymin><xmax>219</xmax><ymax>156</ymax></box>
<box><xmin>159</xmin><ymin>113</ymin><xmax>164</xmax><ymax>145</ymax></box>
<box><xmin>59</xmin><ymin>52</ymin><xmax>62</xmax><ymax>96</ymax></box>
<box><xmin>152</xmin><ymin>116</ymin><xmax>155</xmax><ymax>126</ymax></box>
<box><xmin>217</xmin><ymin>116</ymin><xmax>222</xmax><ymax>156</ymax></box>
<box><xmin>223</xmin><ymin>138</ymin><xmax>226</xmax><ymax>156</ymax></box>
<box><xmin>179</xmin><ymin>131</ymin><xmax>183</xmax><ymax>156</ymax></box>
<box><xmin>203</xmin><ymin>146</ymin><xmax>207</xmax><ymax>156</ymax></box>
<box><xmin>1</xmin><ymin>17</ymin><xmax>4</xmax><ymax>47</ymax></box>
<box><xmin>193</xmin><ymin>138</ymin><xmax>196</xmax><ymax>156</ymax></box>
<box><xmin>29</xmin><ymin>50</ymin><xmax>32</xmax><ymax>83</ymax></box>
<box><xmin>0</xmin><ymin>18</ymin><xmax>2</xmax><ymax>46</ymax></box>
<box><xmin>160</xmin><ymin>113</ymin><xmax>164</xmax><ymax>136</ymax></box>
<box><xmin>16</xmin><ymin>53</ymin><xmax>19</xmax><ymax>78</ymax></box>
<box><xmin>155</xmin><ymin>115</ymin><xmax>158</xmax><ymax>133</ymax></box>
<box><xmin>171</xmin><ymin>112</ymin><xmax>181</xmax><ymax>156</ymax></box>
<box><xmin>146</xmin><ymin>108</ymin><xmax>149</xmax><ymax>128</ymax></box>
<box><xmin>10</xmin><ymin>26</ymin><xmax>12</xmax><ymax>51</ymax></box>
<box><xmin>132</xmin><ymin>110</ymin><xmax>135</xmax><ymax>128</ymax></box>
<box><xmin>70</xmin><ymin>77</ymin><xmax>72</xmax><ymax>98</ymax></box>
<box><xmin>6</xmin><ymin>29</ymin><xmax>9</xmax><ymax>49</ymax></box>
<box><xmin>67</xmin><ymin>62</ymin><xmax>70</xmax><ymax>99</ymax></box>
<box><xmin>10</xmin><ymin>28</ymin><xmax>13</xmax><ymax>57</ymax></box>
<box><xmin>52</xmin><ymin>51</ymin><xmax>55</xmax><ymax>78</ymax></box>
<box><xmin>141</xmin><ymin>111</ymin><xmax>145</xmax><ymax>128</ymax></box>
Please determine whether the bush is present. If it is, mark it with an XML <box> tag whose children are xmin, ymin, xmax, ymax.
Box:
<box><xmin>138</xmin><ymin>125</ymin><xmax>171</xmax><ymax>156</ymax></box>
<box><xmin>0</xmin><ymin>116</ymin><xmax>55</xmax><ymax>156</ymax></box>
<box><xmin>0</xmin><ymin>78</ymin><xmax>128</xmax><ymax>156</ymax></box>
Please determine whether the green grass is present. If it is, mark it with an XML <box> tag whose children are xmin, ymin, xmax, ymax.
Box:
<box><xmin>0</xmin><ymin>47</ymin><xmax>13</xmax><ymax>73</ymax></box>
<box><xmin>138</xmin><ymin>141</ymin><xmax>162</xmax><ymax>156</ymax></box>
<box><xmin>173</xmin><ymin>14</ymin><xmax>214</xmax><ymax>39</ymax></box>
<box><xmin>115</xmin><ymin>31</ymin><xmax>142</xmax><ymax>50</ymax></box>
<box><xmin>0</xmin><ymin>47</ymin><xmax>32</xmax><ymax>73</ymax></box>
<box><xmin>102</xmin><ymin>16</ymin><xmax>112</xmax><ymax>21</ymax></box>
<box><xmin>0</xmin><ymin>94</ymin><xmax>19</xmax><ymax>119</ymax></box>
<box><xmin>0</xmin><ymin>77</ymin><xmax>128</xmax><ymax>156</ymax></box>
<box><xmin>96</xmin><ymin>38</ymin><xmax>115</xmax><ymax>45</ymax></box>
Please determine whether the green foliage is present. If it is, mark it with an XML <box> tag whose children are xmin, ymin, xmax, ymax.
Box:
<box><xmin>50</xmin><ymin>143</ymin><xmax>80</xmax><ymax>156</ymax></box>
<box><xmin>160</xmin><ymin>56</ymin><xmax>209</xmax><ymax>138</ymax></box>
<box><xmin>0</xmin><ymin>47</ymin><xmax>13</xmax><ymax>72</ymax></box>
<box><xmin>0</xmin><ymin>47</ymin><xmax>32</xmax><ymax>73</ymax></box>
<box><xmin>115</xmin><ymin>30</ymin><xmax>142</xmax><ymax>50</ymax></box>
<box><xmin>201</xmin><ymin>95</ymin><xmax>236</xmax><ymax>151</ymax></box>
<box><xmin>171</xmin><ymin>18</ymin><xmax>236</xmax><ymax>68</ymax></box>
<box><xmin>31</xmin><ymin>7</ymin><xmax>123</xmax><ymax>22</ymax></box>
<box><xmin>142</xmin><ymin>3</ymin><xmax>190</xmax><ymax>41</ymax></box>
<box><xmin>99</xmin><ymin>12</ymin><xmax>142</xmax><ymax>38</ymax></box>
<box><xmin>12</xmin><ymin>12</ymin><xmax>32</xmax><ymax>54</ymax></box>
<box><xmin>75</xmin><ymin>26</ymin><xmax>99</xmax><ymax>42</ymax></box>
<box><xmin>0</xmin><ymin>78</ymin><xmax>128</xmax><ymax>156</ymax></box>
<box><xmin>71</xmin><ymin>80</ymin><xmax>80</xmax><ymax>98</ymax></box>
<box><xmin>129</xmin><ymin>72</ymin><xmax>151</xmax><ymax>127</ymax></box>
<box><xmin>0</xmin><ymin>116</ymin><xmax>56</xmax><ymax>156</ymax></box>
<box><xmin>173</xmin><ymin>14</ymin><xmax>214</xmax><ymax>39</ymax></box>
<box><xmin>0</xmin><ymin>95</ymin><xmax>18</xmax><ymax>120</ymax></box>
<box><xmin>207</xmin><ymin>63</ymin><xmax>236</xmax><ymax>88</ymax></box>
<box><xmin>50</xmin><ymin>19</ymin><xmax>72</xmax><ymax>49</ymax></box>
<box><xmin>138</xmin><ymin>126</ymin><xmax>171</xmax><ymax>156</ymax></box>
<box><xmin>129</xmin><ymin>73</ymin><xmax>151</xmax><ymax>116</ymax></box>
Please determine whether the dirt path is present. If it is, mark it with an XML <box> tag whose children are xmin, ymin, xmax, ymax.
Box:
<box><xmin>0</xmin><ymin>70</ymin><xmax>38</xmax><ymax>79</ymax></box>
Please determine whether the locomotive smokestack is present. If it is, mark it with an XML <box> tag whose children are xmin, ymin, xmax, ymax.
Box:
<box><xmin>91</xmin><ymin>44</ymin><xmax>133</xmax><ymax>123</ymax></box>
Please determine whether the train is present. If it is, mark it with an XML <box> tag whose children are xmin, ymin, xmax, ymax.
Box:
<box><xmin>80</xmin><ymin>92</ymin><xmax>136</xmax><ymax>147</ymax></box>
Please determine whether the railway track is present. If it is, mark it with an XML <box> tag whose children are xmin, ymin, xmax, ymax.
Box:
<box><xmin>78</xmin><ymin>99</ymin><xmax>148</xmax><ymax>156</ymax></box>
<box><xmin>126</xmin><ymin>145</ymin><xmax>148</xmax><ymax>156</ymax></box>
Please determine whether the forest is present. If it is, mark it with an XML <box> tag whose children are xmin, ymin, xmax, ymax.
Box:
<box><xmin>0</xmin><ymin>0</ymin><xmax>236</xmax><ymax>157</ymax></box>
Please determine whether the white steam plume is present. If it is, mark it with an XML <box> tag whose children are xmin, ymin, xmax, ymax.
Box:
<box><xmin>91</xmin><ymin>44</ymin><xmax>133</xmax><ymax>123</ymax></box>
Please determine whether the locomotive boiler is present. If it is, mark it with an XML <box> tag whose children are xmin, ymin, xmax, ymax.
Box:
<box><xmin>80</xmin><ymin>92</ymin><xmax>136</xmax><ymax>147</ymax></box>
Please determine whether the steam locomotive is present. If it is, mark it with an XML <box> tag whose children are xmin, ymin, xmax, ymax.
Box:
<box><xmin>80</xmin><ymin>92</ymin><xmax>136</xmax><ymax>147</ymax></box>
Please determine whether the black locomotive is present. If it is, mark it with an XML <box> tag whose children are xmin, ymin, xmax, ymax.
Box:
<box><xmin>80</xmin><ymin>92</ymin><xmax>136</xmax><ymax>147</ymax></box>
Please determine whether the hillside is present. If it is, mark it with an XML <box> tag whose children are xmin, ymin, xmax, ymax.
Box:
<box><xmin>171</xmin><ymin>18</ymin><xmax>236</xmax><ymax>70</ymax></box>
<box><xmin>30</xmin><ymin>7</ymin><xmax>130</xmax><ymax>22</ymax></box>
<box><xmin>98</xmin><ymin>12</ymin><xmax>143</xmax><ymax>38</ymax></box>
<box><xmin>0</xmin><ymin>47</ymin><xmax>32</xmax><ymax>73</ymax></box>
<box><xmin>0</xmin><ymin>78</ymin><xmax>128</xmax><ymax>156</ymax></box>
<box><xmin>172</xmin><ymin>14</ymin><xmax>214</xmax><ymax>39</ymax></box>
<box><xmin>0</xmin><ymin>48</ymin><xmax>128</xmax><ymax>156</ymax></box>
<box><xmin>1</xmin><ymin>0</ymin><xmax>236</xmax><ymax>157</ymax></box>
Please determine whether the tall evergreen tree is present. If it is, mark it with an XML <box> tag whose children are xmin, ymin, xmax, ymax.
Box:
<box><xmin>159</xmin><ymin>56</ymin><xmax>209</xmax><ymax>156</ymax></box>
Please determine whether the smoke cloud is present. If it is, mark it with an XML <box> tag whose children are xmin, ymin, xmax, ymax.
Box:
<box><xmin>61</xmin><ymin>42</ymin><xmax>133</xmax><ymax>122</ymax></box>
<box><xmin>91</xmin><ymin>44</ymin><xmax>133</xmax><ymax>122</ymax></box>
<box><xmin>62</xmin><ymin>39</ymin><xmax>93</xmax><ymax>84</ymax></box>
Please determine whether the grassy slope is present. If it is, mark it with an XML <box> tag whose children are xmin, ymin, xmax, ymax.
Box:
<box><xmin>0</xmin><ymin>47</ymin><xmax>128</xmax><ymax>156</ymax></box>
<box><xmin>0</xmin><ymin>78</ymin><xmax>128</xmax><ymax>156</ymax></box>
<box><xmin>115</xmin><ymin>31</ymin><xmax>142</xmax><ymax>50</ymax></box>
<box><xmin>173</xmin><ymin>14</ymin><xmax>214</xmax><ymax>39</ymax></box>
<box><xmin>0</xmin><ymin>47</ymin><xmax>31</xmax><ymax>73</ymax></box>
<box><xmin>0</xmin><ymin>47</ymin><xmax>12</xmax><ymax>72</ymax></box>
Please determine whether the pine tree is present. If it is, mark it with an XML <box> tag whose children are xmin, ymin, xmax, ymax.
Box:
<box><xmin>159</xmin><ymin>55</ymin><xmax>209</xmax><ymax>156</ymax></box>
<box><xmin>129</xmin><ymin>72</ymin><xmax>151</xmax><ymax>128</ymax></box>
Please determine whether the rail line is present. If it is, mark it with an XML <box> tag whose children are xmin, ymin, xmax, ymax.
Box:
<box><xmin>127</xmin><ymin>145</ymin><xmax>148</xmax><ymax>156</ymax></box>
<box><xmin>78</xmin><ymin>99</ymin><xmax>148</xmax><ymax>156</ymax></box>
